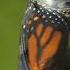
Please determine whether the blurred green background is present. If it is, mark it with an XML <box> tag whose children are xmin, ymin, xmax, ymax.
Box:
<box><xmin>0</xmin><ymin>0</ymin><xmax>28</xmax><ymax>70</ymax></box>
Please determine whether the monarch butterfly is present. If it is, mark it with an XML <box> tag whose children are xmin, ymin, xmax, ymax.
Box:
<box><xmin>19</xmin><ymin>1</ymin><xmax>69</xmax><ymax>70</ymax></box>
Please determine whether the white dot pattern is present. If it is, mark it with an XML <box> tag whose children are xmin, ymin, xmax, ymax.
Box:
<box><xmin>24</xmin><ymin>3</ymin><xmax>68</xmax><ymax>33</ymax></box>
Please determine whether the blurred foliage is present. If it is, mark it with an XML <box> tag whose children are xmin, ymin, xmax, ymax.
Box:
<box><xmin>0</xmin><ymin>0</ymin><xmax>28</xmax><ymax>70</ymax></box>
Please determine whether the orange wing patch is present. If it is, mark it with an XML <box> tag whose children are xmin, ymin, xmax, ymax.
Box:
<box><xmin>40</xmin><ymin>26</ymin><xmax>53</xmax><ymax>47</ymax></box>
<box><xmin>28</xmin><ymin>35</ymin><xmax>39</xmax><ymax>70</ymax></box>
<box><xmin>27</xmin><ymin>19</ymin><xmax>62</xmax><ymax>70</ymax></box>
<box><xmin>35</xmin><ymin>24</ymin><xmax>44</xmax><ymax>37</ymax></box>
<box><xmin>39</xmin><ymin>31</ymin><xmax>62</xmax><ymax>70</ymax></box>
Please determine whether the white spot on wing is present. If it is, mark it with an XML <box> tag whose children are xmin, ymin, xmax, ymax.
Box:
<box><xmin>34</xmin><ymin>17</ymin><xmax>39</xmax><ymax>21</ymax></box>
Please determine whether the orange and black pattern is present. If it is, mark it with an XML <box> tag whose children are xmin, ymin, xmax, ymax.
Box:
<box><xmin>20</xmin><ymin>2</ymin><xmax>69</xmax><ymax>70</ymax></box>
